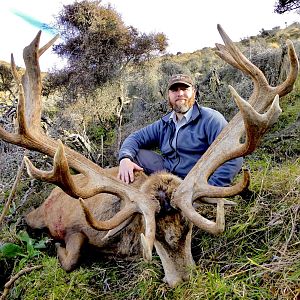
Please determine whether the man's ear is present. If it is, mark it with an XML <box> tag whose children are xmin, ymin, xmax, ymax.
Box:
<box><xmin>192</xmin><ymin>88</ymin><xmax>196</xmax><ymax>97</ymax></box>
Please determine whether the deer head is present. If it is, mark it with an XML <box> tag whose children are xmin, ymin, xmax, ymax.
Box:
<box><xmin>0</xmin><ymin>25</ymin><xmax>298</xmax><ymax>287</ymax></box>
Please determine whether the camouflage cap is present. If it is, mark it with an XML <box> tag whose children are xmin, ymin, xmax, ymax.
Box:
<box><xmin>167</xmin><ymin>74</ymin><xmax>194</xmax><ymax>90</ymax></box>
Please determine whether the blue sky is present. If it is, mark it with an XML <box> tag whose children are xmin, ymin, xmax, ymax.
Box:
<box><xmin>0</xmin><ymin>0</ymin><xmax>298</xmax><ymax>71</ymax></box>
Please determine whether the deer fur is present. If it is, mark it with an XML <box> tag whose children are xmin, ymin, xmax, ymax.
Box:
<box><xmin>26</xmin><ymin>168</ymin><xmax>193</xmax><ymax>287</ymax></box>
<box><xmin>1</xmin><ymin>25</ymin><xmax>297</xmax><ymax>288</ymax></box>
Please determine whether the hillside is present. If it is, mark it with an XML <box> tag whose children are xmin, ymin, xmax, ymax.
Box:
<box><xmin>0</xmin><ymin>22</ymin><xmax>299</xmax><ymax>299</ymax></box>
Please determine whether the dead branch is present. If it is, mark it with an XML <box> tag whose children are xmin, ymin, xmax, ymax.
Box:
<box><xmin>0</xmin><ymin>150</ymin><xmax>28</xmax><ymax>226</ymax></box>
<box><xmin>0</xmin><ymin>265</ymin><xmax>43</xmax><ymax>300</ymax></box>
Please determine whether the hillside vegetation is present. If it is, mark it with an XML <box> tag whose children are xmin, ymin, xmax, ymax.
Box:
<box><xmin>0</xmin><ymin>23</ymin><xmax>299</xmax><ymax>299</ymax></box>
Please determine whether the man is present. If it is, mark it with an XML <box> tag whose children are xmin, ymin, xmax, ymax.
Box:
<box><xmin>118</xmin><ymin>73</ymin><xmax>243</xmax><ymax>186</ymax></box>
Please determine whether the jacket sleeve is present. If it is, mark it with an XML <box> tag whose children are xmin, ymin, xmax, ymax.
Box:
<box><xmin>204</xmin><ymin>110</ymin><xmax>244</xmax><ymax>187</ymax></box>
<box><xmin>118</xmin><ymin>120</ymin><xmax>161</xmax><ymax>161</ymax></box>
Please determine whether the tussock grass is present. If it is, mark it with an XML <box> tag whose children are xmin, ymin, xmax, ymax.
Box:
<box><xmin>1</xmin><ymin>22</ymin><xmax>300</xmax><ymax>300</ymax></box>
<box><xmin>1</xmin><ymin>159</ymin><xmax>298</xmax><ymax>299</ymax></box>
<box><xmin>1</xmin><ymin>90</ymin><xmax>299</xmax><ymax>299</ymax></box>
<box><xmin>190</xmin><ymin>159</ymin><xmax>300</xmax><ymax>300</ymax></box>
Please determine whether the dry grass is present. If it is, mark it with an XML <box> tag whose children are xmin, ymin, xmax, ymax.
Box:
<box><xmin>0</xmin><ymin>158</ymin><xmax>299</xmax><ymax>300</ymax></box>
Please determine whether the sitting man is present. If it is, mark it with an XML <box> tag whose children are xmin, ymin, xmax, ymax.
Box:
<box><xmin>118</xmin><ymin>73</ymin><xmax>243</xmax><ymax>186</ymax></box>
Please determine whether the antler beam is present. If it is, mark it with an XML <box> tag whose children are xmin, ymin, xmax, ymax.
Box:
<box><xmin>0</xmin><ymin>31</ymin><xmax>160</xmax><ymax>260</ymax></box>
<box><xmin>171</xmin><ymin>24</ymin><xmax>299</xmax><ymax>233</ymax></box>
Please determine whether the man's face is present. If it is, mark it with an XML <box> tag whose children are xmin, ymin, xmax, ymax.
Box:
<box><xmin>168</xmin><ymin>83</ymin><xmax>195</xmax><ymax>113</ymax></box>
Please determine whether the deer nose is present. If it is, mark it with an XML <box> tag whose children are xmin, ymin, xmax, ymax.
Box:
<box><xmin>163</xmin><ymin>200</ymin><xmax>172</xmax><ymax>213</ymax></box>
<box><xmin>157</xmin><ymin>190</ymin><xmax>173</xmax><ymax>213</ymax></box>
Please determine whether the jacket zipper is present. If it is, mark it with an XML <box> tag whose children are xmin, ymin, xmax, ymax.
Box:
<box><xmin>171</xmin><ymin>125</ymin><xmax>185</xmax><ymax>174</ymax></box>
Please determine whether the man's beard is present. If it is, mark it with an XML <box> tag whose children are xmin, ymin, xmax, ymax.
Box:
<box><xmin>170</xmin><ymin>96</ymin><xmax>195</xmax><ymax>114</ymax></box>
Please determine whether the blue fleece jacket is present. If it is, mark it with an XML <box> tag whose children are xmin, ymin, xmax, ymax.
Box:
<box><xmin>119</xmin><ymin>102</ymin><xmax>243</xmax><ymax>186</ymax></box>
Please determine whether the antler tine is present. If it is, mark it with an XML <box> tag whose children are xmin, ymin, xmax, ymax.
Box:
<box><xmin>79</xmin><ymin>198</ymin><xmax>158</xmax><ymax>261</ymax></box>
<box><xmin>18</xmin><ymin>31</ymin><xmax>59</xmax><ymax>132</ymax></box>
<box><xmin>10</xmin><ymin>54</ymin><xmax>21</xmax><ymax>85</ymax></box>
<box><xmin>276</xmin><ymin>40</ymin><xmax>299</xmax><ymax>96</ymax></box>
<box><xmin>215</xmin><ymin>24</ymin><xmax>272</xmax><ymax>111</ymax></box>
<box><xmin>214</xmin><ymin>43</ymin><xmax>241</xmax><ymax>70</ymax></box>
<box><xmin>173</xmin><ymin>196</ymin><xmax>225</xmax><ymax>235</ymax></box>
<box><xmin>171</xmin><ymin>24</ymin><xmax>299</xmax><ymax>234</ymax></box>
<box><xmin>216</xmin><ymin>24</ymin><xmax>268</xmax><ymax>81</ymax></box>
<box><xmin>24</xmin><ymin>140</ymin><xmax>146</xmax><ymax>201</ymax></box>
<box><xmin>25</xmin><ymin>138</ymin><xmax>159</xmax><ymax>257</ymax></box>
<box><xmin>22</xmin><ymin>30</ymin><xmax>43</xmax><ymax>131</ymax></box>
<box><xmin>1</xmin><ymin>32</ymin><xmax>160</xmax><ymax>258</ymax></box>
<box><xmin>39</xmin><ymin>34</ymin><xmax>60</xmax><ymax>57</ymax></box>
<box><xmin>79</xmin><ymin>198</ymin><xmax>138</xmax><ymax>230</ymax></box>
<box><xmin>216</xmin><ymin>24</ymin><xmax>299</xmax><ymax>111</ymax></box>
<box><xmin>80</xmin><ymin>197</ymin><xmax>157</xmax><ymax>261</ymax></box>
<box><xmin>79</xmin><ymin>196</ymin><xmax>157</xmax><ymax>260</ymax></box>
<box><xmin>1</xmin><ymin>31</ymin><xmax>109</xmax><ymax>175</ymax></box>
<box><xmin>16</xmin><ymin>83</ymin><xmax>28</xmax><ymax>135</ymax></box>
<box><xmin>24</xmin><ymin>140</ymin><xmax>86</xmax><ymax>198</ymax></box>
<box><xmin>216</xmin><ymin>24</ymin><xmax>270</xmax><ymax>83</ymax></box>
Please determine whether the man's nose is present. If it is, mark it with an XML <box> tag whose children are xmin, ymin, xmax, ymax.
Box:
<box><xmin>176</xmin><ymin>89</ymin><xmax>184</xmax><ymax>95</ymax></box>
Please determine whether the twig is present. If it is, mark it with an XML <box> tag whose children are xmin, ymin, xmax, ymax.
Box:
<box><xmin>223</xmin><ymin>262</ymin><xmax>250</xmax><ymax>279</ymax></box>
<box><xmin>258</xmin><ymin>159</ymin><xmax>271</xmax><ymax>197</ymax></box>
<box><xmin>279</xmin><ymin>179</ymin><xmax>299</xmax><ymax>203</ymax></box>
<box><xmin>281</xmin><ymin>206</ymin><xmax>299</xmax><ymax>255</ymax></box>
<box><xmin>0</xmin><ymin>265</ymin><xmax>43</xmax><ymax>300</ymax></box>
<box><xmin>12</xmin><ymin>179</ymin><xmax>35</xmax><ymax>216</ymax></box>
<box><xmin>0</xmin><ymin>150</ymin><xmax>28</xmax><ymax>225</ymax></box>
<box><xmin>224</xmin><ymin>257</ymin><xmax>273</xmax><ymax>279</ymax></box>
<box><xmin>224</xmin><ymin>266</ymin><xmax>255</xmax><ymax>279</ymax></box>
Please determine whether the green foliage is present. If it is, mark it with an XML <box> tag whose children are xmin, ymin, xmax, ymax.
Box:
<box><xmin>47</xmin><ymin>0</ymin><xmax>167</xmax><ymax>98</ymax></box>
<box><xmin>274</xmin><ymin>0</ymin><xmax>300</xmax><ymax>14</ymax></box>
<box><xmin>189</xmin><ymin>160</ymin><xmax>300</xmax><ymax>300</ymax></box>
<box><xmin>87</xmin><ymin>122</ymin><xmax>116</xmax><ymax>145</ymax></box>
<box><xmin>0</xmin><ymin>231</ymin><xmax>46</xmax><ymax>261</ymax></box>
<box><xmin>1</xmin><ymin>19</ymin><xmax>300</xmax><ymax>300</ymax></box>
<box><xmin>2</xmin><ymin>155</ymin><xmax>298</xmax><ymax>299</ymax></box>
<box><xmin>0</xmin><ymin>243</ymin><xmax>23</xmax><ymax>258</ymax></box>
<box><xmin>0</xmin><ymin>63</ymin><xmax>14</xmax><ymax>96</ymax></box>
<box><xmin>9</xmin><ymin>257</ymin><xmax>101</xmax><ymax>300</ymax></box>
<box><xmin>87</xmin><ymin>124</ymin><xmax>106</xmax><ymax>142</ymax></box>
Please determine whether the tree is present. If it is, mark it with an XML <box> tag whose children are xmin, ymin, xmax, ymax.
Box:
<box><xmin>0</xmin><ymin>64</ymin><xmax>16</xmax><ymax>99</ymax></box>
<box><xmin>43</xmin><ymin>0</ymin><xmax>168</xmax><ymax>160</ymax></box>
<box><xmin>274</xmin><ymin>0</ymin><xmax>300</xmax><ymax>14</ymax></box>
<box><xmin>48</xmin><ymin>0</ymin><xmax>168</xmax><ymax>97</ymax></box>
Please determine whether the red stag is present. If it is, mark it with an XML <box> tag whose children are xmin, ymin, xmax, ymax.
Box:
<box><xmin>0</xmin><ymin>24</ymin><xmax>298</xmax><ymax>287</ymax></box>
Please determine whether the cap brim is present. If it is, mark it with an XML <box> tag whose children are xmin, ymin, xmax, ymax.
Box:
<box><xmin>168</xmin><ymin>81</ymin><xmax>192</xmax><ymax>89</ymax></box>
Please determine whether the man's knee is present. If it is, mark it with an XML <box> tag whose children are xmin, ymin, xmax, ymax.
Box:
<box><xmin>134</xmin><ymin>149</ymin><xmax>165</xmax><ymax>175</ymax></box>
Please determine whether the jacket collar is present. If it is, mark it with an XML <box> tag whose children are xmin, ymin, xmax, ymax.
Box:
<box><xmin>162</xmin><ymin>102</ymin><xmax>202</xmax><ymax>124</ymax></box>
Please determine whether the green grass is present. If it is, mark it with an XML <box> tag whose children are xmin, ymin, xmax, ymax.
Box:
<box><xmin>9</xmin><ymin>257</ymin><xmax>103</xmax><ymax>300</ymax></box>
<box><xmin>1</xmin><ymin>157</ymin><xmax>298</xmax><ymax>300</ymax></box>
<box><xmin>1</xmin><ymin>87</ymin><xmax>299</xmax><ymax>299</ymax></box>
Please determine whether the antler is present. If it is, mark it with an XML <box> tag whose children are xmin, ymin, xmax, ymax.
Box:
<box><xmin>0</xmin><ymin>31</ymin><xmax>159</xmax><ymax>260</ymax></box>
<box><xmin>171</xmin><ymin>24</ymin><xmax>299</xmax><ymax>234</ymax></box>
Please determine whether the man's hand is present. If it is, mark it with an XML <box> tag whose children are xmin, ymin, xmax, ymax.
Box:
<box><xmin>118</xmin><ymin>158</ymin><xmax>143</xmax><ymax>184</ymax></box>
